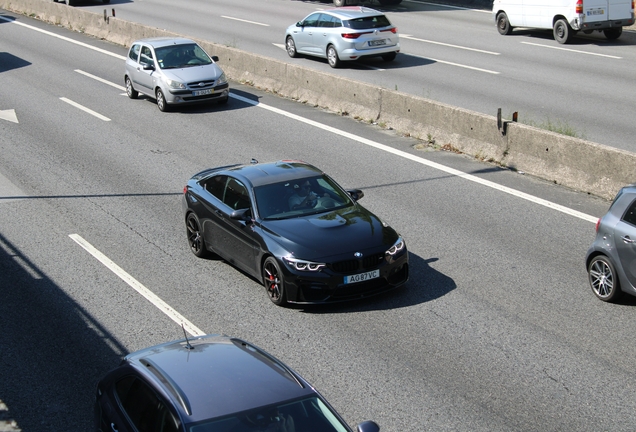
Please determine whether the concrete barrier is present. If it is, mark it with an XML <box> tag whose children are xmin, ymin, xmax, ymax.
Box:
<box><xmin>2</xmin><ymin>0</ymin><xmax>634</xmax><ymax>200</ymax></box>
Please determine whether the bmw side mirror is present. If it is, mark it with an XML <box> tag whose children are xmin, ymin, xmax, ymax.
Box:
<box><xmin>230</xmin><ymin>208</ymin><xmax>252</xmax><ymax>222</ymax></box>
<box><xmin>357</xmin><ymin>420</ymin><xmax>380</xmax><ymax>432</ymax></box>
<box><xmin>212</xmin><ymin>55</ymin><xmax>219</xmax><ymax>62</ymax></box>
<box><xmin>347</xmin><ymin>189</ymin><xmax>365</xmax><ymax>201</ymax></box>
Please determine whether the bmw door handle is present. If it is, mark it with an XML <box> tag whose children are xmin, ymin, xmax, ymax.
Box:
<box><xmin>622</xmin><ymin>235</ymin><xmax>635</xmax><ymax>243</ymax></box>
<box><xmin>215</xmin><ymin>210</ymin><xmax>224</xmax><ymax>219</ymax></box>
<box><xmin>110</xmin><ymin>423</ymin><xmax>119</xmax><ymax>432</ymax></box>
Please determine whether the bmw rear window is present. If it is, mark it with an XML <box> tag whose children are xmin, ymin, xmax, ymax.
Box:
<box><xmin>343</xmin><ymin>15</ymin><xmax>392</xmax><ymax>29</ymax></box>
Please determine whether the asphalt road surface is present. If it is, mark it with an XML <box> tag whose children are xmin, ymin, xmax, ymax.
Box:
<box><xmin>66</xmin><ymin>0</ymin><xmax>636</xmax><ymax>154</ymax></box>
<box><xmin>2</xmin><ymin>9</ymin><xmax>636</xmax><ymax>432</ymax></box>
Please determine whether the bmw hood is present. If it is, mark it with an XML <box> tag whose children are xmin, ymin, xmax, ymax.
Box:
<box><xmin>161</xmin><ymin>64</ymin><xmax>224</xmax><ymax>82</ymax></box>
<box><xmin>261</xmin><ymin>205</ymin><xmax>399</xmax><ymax>260</ymax></box>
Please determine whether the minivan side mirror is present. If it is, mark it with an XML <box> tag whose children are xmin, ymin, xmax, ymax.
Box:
<box><xmin>357</xmin><ymin>420</ymin><xmax>380</xmax><ymax>432</ymax></box>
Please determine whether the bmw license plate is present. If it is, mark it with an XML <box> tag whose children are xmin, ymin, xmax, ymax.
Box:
<box><xmin>368</xmin><ymin>39</ymin><xmax>386</xmax><ymax>47</ymax></box>
<box><xmin>344</xmin><ymin>269</ymin><xmax>380</xmax><ymax>284</ymax></box>
<box><xmin>193</xmin><ymin>89</ymin><xmax>213</xmax><ymax>96</ymax></box>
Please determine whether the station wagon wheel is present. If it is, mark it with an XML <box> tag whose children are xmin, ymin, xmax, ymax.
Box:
<box><xmin>156</xmin><ymin>88</ymin><xmax>170</xmax><ymax>112</ymax></box>
<box><xmin>588</xmin><ymin>255</ymin><xmax>621</xmax><ymax>302</ymax></box>
<box><xmin>496</xmin><ymin>12</ymin><xmax>512</xmax><ymax>35</ymax></box>
<box><xmin>125</xmin><ymin>76</ymin><xmax>138</xmax><ymax>99</ymax></box>
<box><xmin>382</xmin><ymin>52</ymin><xmax>397</xmax><ymax>62</ymax></box>
<box><xmin>327</xmin><ymin>45</ymin><xmax>341</xmax><ymax>68</ymax></box>
<box><xmin>186</xmin><ymin>213</ymin><xmax>208</xmax><ymax>258</ymax></box>
<box><xmin>263</xmin><ymin>257</ymin><xmax>287</xmax><ymax>306</ymax></box>
<box><xmin>286</xmin><ymin>36</ymin><xmax>298</xmax><ymax>58</ymax></box>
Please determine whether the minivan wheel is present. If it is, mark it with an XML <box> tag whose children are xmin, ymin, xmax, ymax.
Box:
<box><xmin>588</xmin><ymin>255</ymin><xmax>621</xmax><ymax>302</ymax></box>
<box><xmin>125</xmin><ymin>76</ymin><xmax>138</xmax><ymax>99</ymax></box>
<box><xmin>327</xmin><ymin>45</ymin><xmax>341</xmax><ymax>68</ymax></box>
<box><xmin>496</xmin><ymin>12</ymin><xmax>513</xmax><ymax>35</ymax></box>
<box><xmin>554</xmin><ymin>19</ymin><xmax>574</xmax><ymax>44</ymax></box>
<box><xmin>156</xmin><ymin>88</ymin><xmax>170</xmax><ymax>112</ymax></box>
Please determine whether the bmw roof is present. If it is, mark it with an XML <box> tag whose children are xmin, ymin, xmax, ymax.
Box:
<box><xmin>192</xmin><ymin>160</ymin><xmax>324</xmax><ymax>188</ymax></box>
<box><xmin>124</xmin><ymin>334</ymin><xmax>313</xmax><ymax>423</ymax></box>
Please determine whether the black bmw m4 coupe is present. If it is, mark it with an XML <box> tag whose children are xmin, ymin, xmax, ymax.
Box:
<box><xmin>182</xmin><ymin>159</ymin><xmax>409</xmax><ymax>306</ymax></box>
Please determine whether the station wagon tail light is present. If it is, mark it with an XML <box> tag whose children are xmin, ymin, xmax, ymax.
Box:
<box><xmin>576</xmin><ymin>0</ymin><xmax>583</xmax><ymax>14</ymax></box>
<box><xmin>382</xmin><ymin>27</ymin><xmax>398</xmax><ymax>34</ymax></box>
<box><xmin>283</xmin><ymin>257</ymin><xmax>326</xmax><ymax>271</ymax></box>
<box><xmin>183</xmin><ymin>186</ymin><xmax>187</xmax><ymax>194</ymax></box>
<box><xmin>595</xmin><ymin>218</ymin><xmax>601</xmax><ymax>232</ymax></box>
<box><xmin>341</xmin><ymin>31</ymin><xmax>371</xmax><ymax>39</ymax></box>
<box><xmin>386</xmin><ymin>237</ymin><xmax>405</xmax><ymax>256</ymax></box>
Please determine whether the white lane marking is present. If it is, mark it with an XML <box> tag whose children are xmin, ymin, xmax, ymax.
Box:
<box><xmin>0</xmin><ymin>109</ymin><xmax>19</xmax><ymax>124</ymax></box>
<box><xmin>59</xmin><ymin>97</ymin><xmax>111</xmax><ymax>121</ymax></box>
<box><xmin>75</xmin><ymin>69</ymin><xmax>126</xmax><ymax>91</ymax></box>
<box><xmin>521</xmin><ymin>42</ymin><xmax>622</xmax><ymax>59</ymax></box>
<box><xmin>409</xmin><ymin>54</ymin><xmax>500</xmax><ymax>74</ymax></box>
<box><xmin>402</xmin><ymin>35</ymin><xmax>500</xmax><ymax>55</ymax></box>
<box><xmin>69</xmin><ymin>234</ymin><xmax>206</xmax><ymax>337</ymax></box>
<box><xmin>221</xmin><ymin>15</ymin><xmax>269</xmax><ymax>26</ymax></box>
<box><xmin>0</xmin><ymin>171</ymin><xmax>27</xmax><ymax>203</ymax></box>
<box><xmin>405</xmin><ymin>0</ymin><xmax>493</xmax><ymax>12</ymax></box>
<box><xmin>229</xmin><ymin>93</ymin><xmax>597</xmax><ymax>223</ymax></box>
<box><xmin>0</xmin><ymin>15</ymin><xmax>126</xmax><ymax>60</ymax></box>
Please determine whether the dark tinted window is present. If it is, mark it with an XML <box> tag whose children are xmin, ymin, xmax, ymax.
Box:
<box><xmin>205</xmin><ymin>175</ymin><xmax>227</xmax><ymax>201</ymax></box>
<box><xmin>115</xmin><ymin>376</ymin><xmax>179</xmax><ymax>432</ymax></box>
<box><xmin>129</xmin><ymin>44</ymin><xmax>141</xmax><ymax>62</ymax></box>
<box><xmin>343</xmin><ymin>15</ymin><xmax>392</xmax><ymax>29</ymax></box>
<box><xmin>302</xmin><ymin>13</ymin><xmax>320</xmax><ymax>27</ymax></box>
<box><xmin>224</xmin><ymin>178</ymin><xmax>251</xmax><ymax>210</ymax></box>
<box><xmin>622</xmin><ymin>199</ymin><xmax>636</xmax><ymax>226</ymax></box>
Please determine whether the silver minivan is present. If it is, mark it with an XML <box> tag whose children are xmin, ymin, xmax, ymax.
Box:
<box><xmin>124</xmin><ymin>37</ymin><xmax>229</xmax><ymax>112</ymax></box>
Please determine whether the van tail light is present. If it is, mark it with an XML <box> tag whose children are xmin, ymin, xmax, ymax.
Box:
<box><xmin>576</xmin><ymin>0</ymin><xmax>583</xmax><ymax>14</ymax></box>
<box><xmin>595</xmin><ymin>218</ymin><xmax>601</xmax><ymax>232</ymax></box>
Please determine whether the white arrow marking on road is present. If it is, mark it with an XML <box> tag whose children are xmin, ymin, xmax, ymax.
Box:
<box><xmin>0</xmin><ymin>109</ymin><xmax>18</xmax><ymax>124</ymax></box>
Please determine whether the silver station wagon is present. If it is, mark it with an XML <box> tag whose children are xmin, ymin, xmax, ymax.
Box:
<box><xmin>124</xmin><ymin>37</ymin><xmax>229</xmax><ymax>112</ymax></box>
<box><xmin>285</xmin><ymin>7</ymin><xmax>400</xmax><ymax>68</ymax></box>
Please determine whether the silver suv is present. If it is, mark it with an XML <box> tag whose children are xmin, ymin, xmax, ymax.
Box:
<box><xmin>285</xmin><ymin>7</ymin><xmax>400</xmax><ymax>68</ymax></box>
<box><xmin>124</xmin><ymin>37</ymin><xmax>229</xmax><ymax>112</ymax></box>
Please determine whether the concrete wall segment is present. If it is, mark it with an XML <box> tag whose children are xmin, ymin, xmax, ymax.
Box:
<box><xmin>2</xmin><ymin>0</ymin><xmax>634</xmax><ymax>200</ymax></box>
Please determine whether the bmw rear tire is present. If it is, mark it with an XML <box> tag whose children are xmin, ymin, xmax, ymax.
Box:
<box><xmin>186</xmin><ymin>213</ymin><xmax>209</xmax><ymax>258</ymax></box>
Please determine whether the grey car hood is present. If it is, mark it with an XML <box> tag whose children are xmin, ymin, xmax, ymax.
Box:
<box><xmin>160</xmin><ymin>64</ymin><xmax>223</xmax><ymax>82</ymax></box>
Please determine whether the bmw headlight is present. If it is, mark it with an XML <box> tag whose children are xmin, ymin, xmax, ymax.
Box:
<box><xmin>283</xmin><ymin>257</ymin><xmax>325</xmax><ymax>272</ymax></box>
<box><xmin>165</xmin><ymin>79</ymin><xmax>186</xmax><ymax>90</ymax></box>
<box><xmin>386</xmin><ymin>237</ymin><xmax>405</xmax><ymax>256</ymax></box>
<box><xmin>217</xmin><ymin>72</ymin><xmax>227</xmax><ymax>85</ymax></box>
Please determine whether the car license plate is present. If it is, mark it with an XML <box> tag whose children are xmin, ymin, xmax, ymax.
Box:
<box><xmin>368</xmin><ymin>39</ymin><xmax>386</xmax><ymax>47</ymax></box>
<box><xmin>587</xmin><ymin>8</ymin><xmax>604</xmax><ymax>16</ymax></box>
<box><xmin>344</xmin><ymin>269</ymin><xmax>380</xmax><ymax>284</ymax></box>
<box><xmin>193</xmin><ymin>89</ymin><xmax>213</xmax><ymax>96</ymax></box>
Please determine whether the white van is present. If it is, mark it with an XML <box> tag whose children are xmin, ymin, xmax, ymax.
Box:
<box><xmin>493</xmin><ymin>0</ymin><xmax>635</xmax><ymax>43</ymax></box>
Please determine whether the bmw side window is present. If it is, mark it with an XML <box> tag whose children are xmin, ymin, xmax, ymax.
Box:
<box><xmin>129</xmin><ymin>44</ymin><xmax>141</xmax><ymax>62</ymax></box>
<box><xmin>622</xmin><ymin>200</ymin><xmax>636</xmax><ymax>226</ymax></box>
<box><xmin>205</xmin><ymin>175</ymin><xmax>227</xmax><ymax>201</ymax></box>
<box><xmin>224</xmin><ymin>178</ymin><xmax>251</xmax><ymax>211</ymax></box>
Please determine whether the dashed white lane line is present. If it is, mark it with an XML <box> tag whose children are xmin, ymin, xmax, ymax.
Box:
<box><xmin>69</xmin><ymin>234</ymin><xmax>206</xmax><ymax>337</ymax></box>
<box><xmin>401</xmin><ymin>35</ymin><xmax>500</xmax><ymax>55</ymax></box>
<box><xmin>75</xmin><ymin>69</ymin><xmax>125</xmax><ymax>91</ymax></box>
<box><xmin>221</xmin><ymin>15</ymin><xmax>269</xmax><ymax>26</ymax></box>
<box><xmin>521</xmin><ymin>42</ymin><xmax>622</xmax><ymax>59</ymax></box>
<box><xmin>59</xmin><ymin>97</ymin><xmax>111</xmax><ymax>121</ymax></box>
<box><xmin>229</xmin><ymin>93</ymin><xmax>597</xmax><ymax>224</ymax></box>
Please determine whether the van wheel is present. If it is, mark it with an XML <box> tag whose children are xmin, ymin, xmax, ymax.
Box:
<box><xmin>604</xmin><ymin>27</ymin><xmax>622</xmax><ymax>40</ymax></box>
<box><xmin>554</xmin><ymin>19</ymin><xmax>574</xmax><ymax>44</ymax></box>
<box><xmin>496</xmin><ymin>12</ymin><xmax>513</xmax><ymax>35</ymax></box>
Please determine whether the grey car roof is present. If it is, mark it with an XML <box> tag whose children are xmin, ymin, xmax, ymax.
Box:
<box><xmin>125</xmin><ymin>334</ymin><xmax>312</xmax><ymax>423</ymax></box>
<box><xmin>132</xmin><ymin>37</ymin><xmax>198</xmax><ymax>49</ymax></box>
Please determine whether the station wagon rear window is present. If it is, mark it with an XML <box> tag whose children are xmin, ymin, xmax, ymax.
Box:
<box><xmin>344</xmin><ymin>15</ymin><xmax>392</xmax><ymax>30</ymax></box>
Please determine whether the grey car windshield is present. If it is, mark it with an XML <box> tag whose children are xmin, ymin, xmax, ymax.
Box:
<box><xmin>189</xmin><ymin>396</ymin><xmax>349</xmax><ymax>432</ymax></box>
<box><xmin>156</xmin><ymin>43</ymin><xmax>213</xmax><ymax>69</ymax></box>
<box><xmin>254</xmin><ymin>175</ymin><xmax>353</xmax><ymax>220</ymax></box>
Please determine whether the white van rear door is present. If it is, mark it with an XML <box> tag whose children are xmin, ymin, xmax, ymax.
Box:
<box><xmin>607</xmin><ymin>0</ymin><xmax>633</xmax><ymax>20</ymax></box>
<box><xmin>582</xmin><ymin>0</ymin><xmax>609</xmax><ymax>23</ymax></box>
